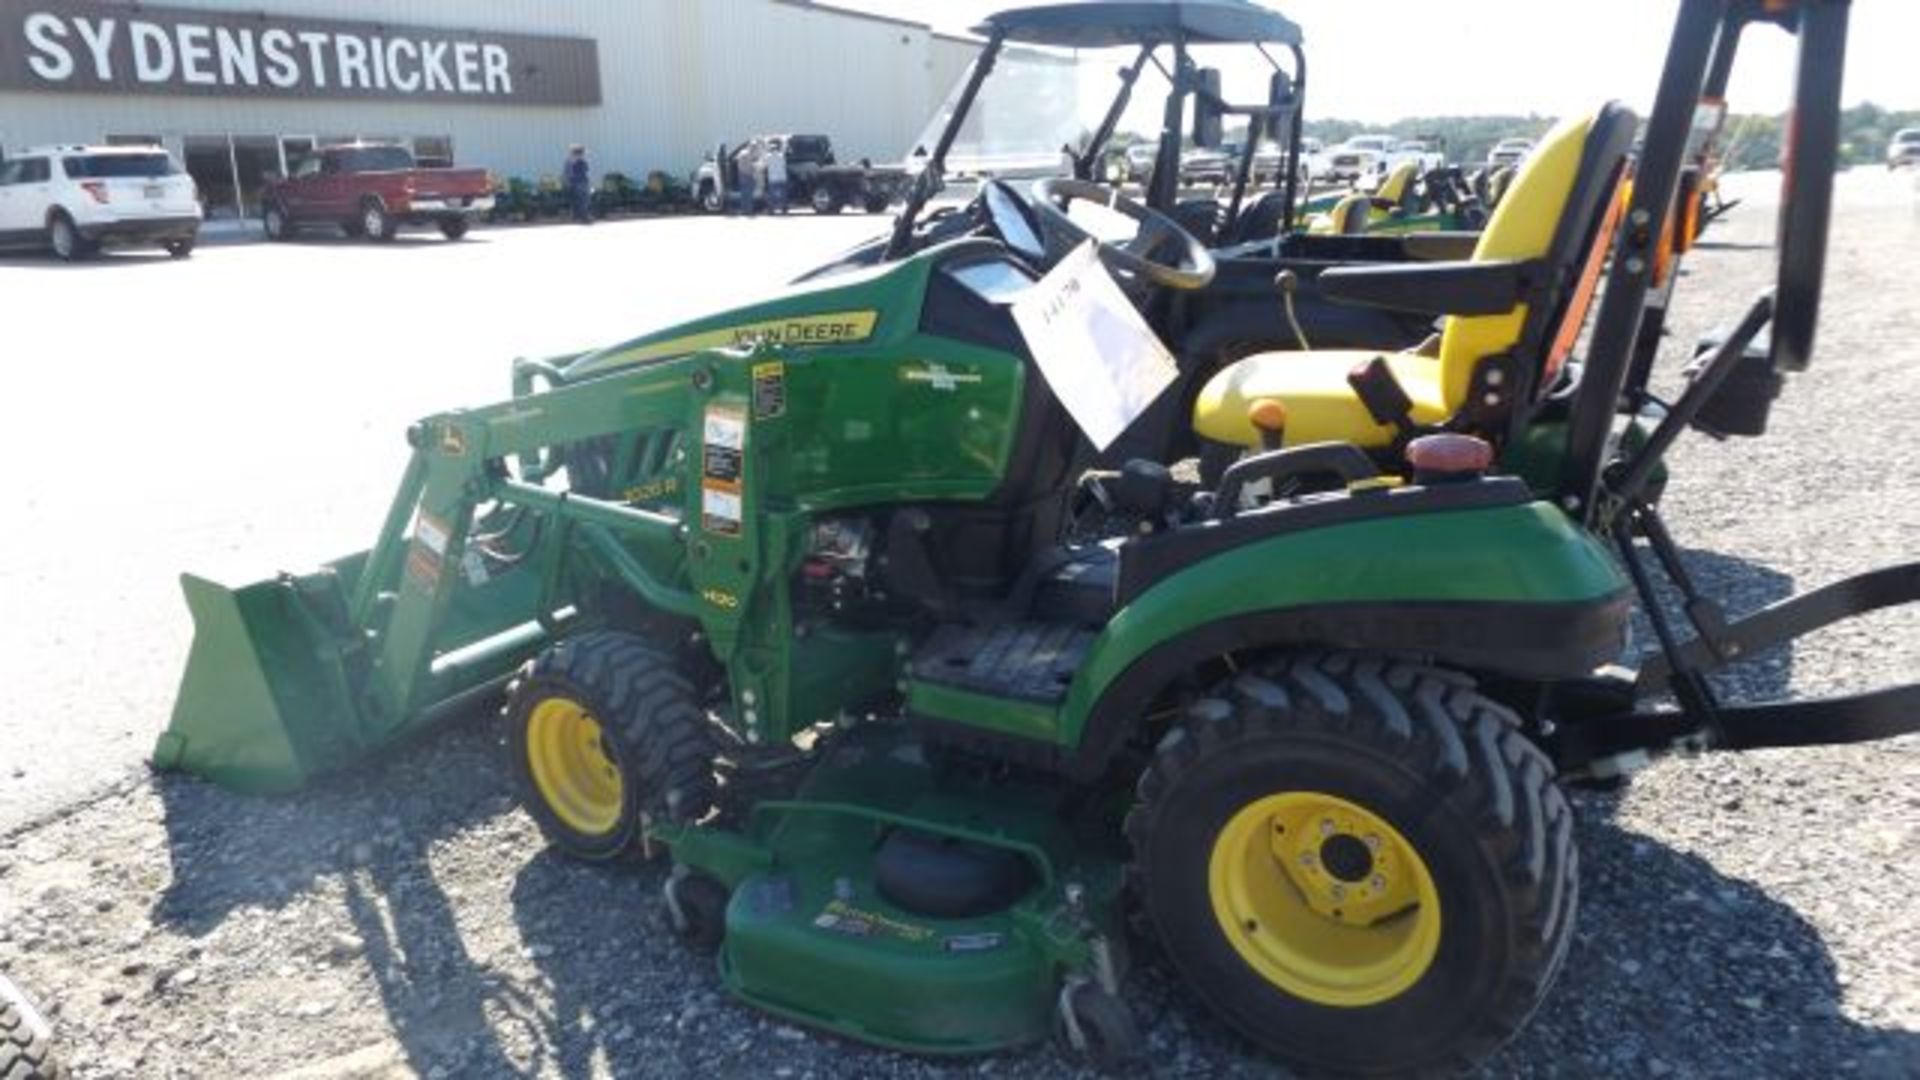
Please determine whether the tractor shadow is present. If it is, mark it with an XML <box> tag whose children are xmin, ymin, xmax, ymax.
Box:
<box><xmin>149</xmin><ymin>706</ymin><xmax>536</xmax><ymax>1076</ymax></box>
<box><xmin>507</xmin><ymin>850</ymin><xmax>693</xmax><ymax>1077</ymax></box>
<box><xmin>1477</xmin><ymin>787</ymin><xmax>1920</xmax><ymax>1078</ymax></box>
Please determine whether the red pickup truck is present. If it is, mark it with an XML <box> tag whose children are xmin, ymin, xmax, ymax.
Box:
<box><xmin>262</xmin><ymin>144</ymin><xmax>493</xmax><ymax>242</ymax></box>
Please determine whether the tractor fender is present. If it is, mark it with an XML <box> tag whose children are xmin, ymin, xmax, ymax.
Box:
<box><xmin>1054</xmin><ymin>499</ymin><xmax>1630</xmax><ymax>779</ymax></box>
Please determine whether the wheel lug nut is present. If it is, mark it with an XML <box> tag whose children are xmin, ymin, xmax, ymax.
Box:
<box><xmin>1298</xmin><ymin>852</ymin><xmax>1315</xmax><ymax>867</ymax></box>
<box><xmin>1320</xmin><ymin>819</ymin><xmax>1335</xmax><ymax>836</ymax></box>
<box><xmin>1330</xmin><ymin>884</ymin><xmax>1346</xmax><ymax>900</ymax></box>
<box><xmin>1371</xmin><ymin>875</ymin><xmax>1386</xmax><ymax>890</ymax></box>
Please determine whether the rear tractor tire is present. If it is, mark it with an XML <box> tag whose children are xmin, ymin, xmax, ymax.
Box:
<box><xmin>1127</xmin><ymin>653</ymin><xmax>1577</xmax><ymax>1077</ymax></box>
<box><xmin>507</xmin><ymin>630</ymin><xmax>717</xmax><ymax>861</ymax></box>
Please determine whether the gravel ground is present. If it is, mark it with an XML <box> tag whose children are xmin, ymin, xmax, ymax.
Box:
<box><xmin>1</xmin><ymin>171</ymin><xmax>1916</xmax><ymax>1079</ymax></box>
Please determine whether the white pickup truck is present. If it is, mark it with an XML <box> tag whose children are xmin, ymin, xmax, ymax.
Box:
<box><xmin>1325</xmin><ymin>135</ymin><xmax>1445</xmax><ymax>183</ymax></box>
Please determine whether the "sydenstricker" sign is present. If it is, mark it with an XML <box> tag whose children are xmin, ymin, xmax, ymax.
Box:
<box><xmin>0</xmin><ymin>1</ymin><xmax>601</xmax><ymax>105</ymax></box>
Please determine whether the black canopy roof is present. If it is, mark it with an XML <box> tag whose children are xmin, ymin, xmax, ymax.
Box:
<box><xmin>975</xmin><ymin>0</ymin><xmax>1301</xmax><ymax>48</ymax></box>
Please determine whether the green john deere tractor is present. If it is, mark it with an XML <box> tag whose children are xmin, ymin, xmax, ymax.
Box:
<box><xmin>159</xmin><ymin>0</ymin><xmax>1915</xmax><ymax>1074</ymax></box>
<box><xmin>1297</xmin><ymin>163</ymin><xmax>1489</xmax><ymax>236</ymax></box>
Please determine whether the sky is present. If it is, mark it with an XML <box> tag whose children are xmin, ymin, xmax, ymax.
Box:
<box><xmin>841</xmin><ymin>0</ymin><xmax>1919</xmax><ymax>122</ymax></box>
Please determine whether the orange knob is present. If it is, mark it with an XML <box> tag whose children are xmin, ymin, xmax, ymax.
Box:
<box><xmin>1248</xmin><ymin>398</ymin><xmax>1288</xmax><ymax>450</ymax></box>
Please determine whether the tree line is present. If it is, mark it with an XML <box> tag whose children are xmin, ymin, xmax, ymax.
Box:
<box><xmin>1300</xmin><ymin>102</ymin><xmax>1919</xmax><ymax>171</ymax></box>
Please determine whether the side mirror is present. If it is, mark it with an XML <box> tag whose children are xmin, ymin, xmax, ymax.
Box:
<box><xmin>1266</xmin><ymin>72</ymin><xmax>1296</xmax><ymax>142</ymax></box>
<box><xmin>1192</xmin><ymin>68</ymin><xmax>1225</xmax><ymax>149</ymax></box>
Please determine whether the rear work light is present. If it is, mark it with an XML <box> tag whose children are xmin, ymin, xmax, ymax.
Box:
<box><xmin>80</xmin><ymin>181</ymin><xmax>110</xmax><ymax>204</ymax></box>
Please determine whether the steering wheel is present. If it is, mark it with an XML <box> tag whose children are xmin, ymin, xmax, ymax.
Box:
<box><xmin>1028</xmin><ymin>177</ymin><xmax>1217</xmax><ymax>291</ymax></box>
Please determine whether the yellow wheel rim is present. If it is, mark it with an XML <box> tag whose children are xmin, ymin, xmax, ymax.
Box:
<box><xmin>1208</xmin><ymin>791</ymin><xmax>1441</xmax><ymax>1008</ymax></box>
<box><xmin>525</xmin><ymin>697</ymin><xmax>624</xmax><ymax>835</ymax></box>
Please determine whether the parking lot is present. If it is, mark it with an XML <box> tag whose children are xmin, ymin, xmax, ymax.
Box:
<box><xmin>2</xmin><ymin>175</ymin><xmax>1917</xmax><ymax>1077</ymax></box>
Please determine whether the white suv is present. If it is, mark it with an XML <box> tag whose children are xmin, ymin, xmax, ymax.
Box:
<box><xmin>0</xmin><ymin>145</ymin><xmax>202</xmax><ymax>260</ymax></box>
<box><xmin>1888</xmin><ymin>128</ymin><xmax>1920</xmax><ymax>171</ymax></box>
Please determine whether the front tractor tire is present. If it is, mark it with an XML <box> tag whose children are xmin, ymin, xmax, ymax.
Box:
<box><xmin>507</xmin><ymin>631</ymin><xmax>717</xmax><ymax>861</ymax></box>
<box><xmin>1127</xmin><ymin>654</ymin><xmax>1576</xmax><ymax>1077</ymax></box>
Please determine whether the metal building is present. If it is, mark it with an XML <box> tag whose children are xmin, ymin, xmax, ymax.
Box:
<box><xmin>0</xmin><ymin>0</ymin><xmax>987</xmax><ymax>222</ymax></box>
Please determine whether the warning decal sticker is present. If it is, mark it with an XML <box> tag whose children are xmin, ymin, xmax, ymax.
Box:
<box><xmin>701</xmin><ymin>406</ymin><xmax>746</xmax><ymax>536</ymax></box>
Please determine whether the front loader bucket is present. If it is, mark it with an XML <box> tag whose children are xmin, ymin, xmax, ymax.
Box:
<box><xmin>155</xmin><ymin>570</ymin><xmax>366</xmax><ymax>794</ymax></box>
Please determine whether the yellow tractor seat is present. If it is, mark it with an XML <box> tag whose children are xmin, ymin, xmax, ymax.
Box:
<box><xmin>1306</xmin><ymin>193</ymin><xmax>1374</xmax><ymax>236</ymax></box>
<box><xmin>1485</xmin><ymin>166</ymin><xmax>1518</xmax><ymax>210</ymax></box>
<box><xmin>1195</xmin><ymin>350</ymin><xmax>1448</xmax><ymax>448</ymax></box>
<box><xmin>1196</xmin><ymin>104</ymin><xmax>1637</xmax><ymax>452</ymax></box>
<box><xmin>1373</xmin><ymin>161</ymin><xmax>1419</xmax><ymax>208</ymax></box>
<box><xmin>1306</xmin><ymin>163</ymin><xmax>1421</xmax><ymax>235</ymax></box>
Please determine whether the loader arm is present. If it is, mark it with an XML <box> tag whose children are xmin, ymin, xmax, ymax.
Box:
<box><xmin>160</xmin><ymin>349</ymin><xmax>737</xmax><ymax>792</ymax></box>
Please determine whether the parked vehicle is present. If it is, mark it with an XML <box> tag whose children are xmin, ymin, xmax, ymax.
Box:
<box><xmin>1390</xmin><ymin>137</ymin><xmax>1446</xmax><ymax>173</ymax></box>
<box><xmin>1123</xmin><ymin>141</ymin><xmax>1160</xmax><ymax>182</ymax></box>
<box><xmin>1296</xmin><ymin>135</ymin><xmax>1330</xmax><ymax>183</ymax></box>
<box><xmin>1180</xmin><ymin>144</ymin><xmax>1235</xmax><ymax>186</ymax></box>
<box><xmin>262</xmin><ymin>143</ymin><xmax>493</xmax><ymax>242</ymax></box>
<box><xmin>694</xmin><ymin>134</ymin><xmax>910</xmax><ymax>215</ymax></box>
<box><xmin>1181</xmin><ymin>140</ymin><xmax>1301</xmax><ymax>189</ymax></box>
<box><xmin>1487</xmin><ymin>136</ymin><xmax>1535</xmax><ymax>170</ymax></box>
<box><xmin>0</xmin><ymin>144</ymin><xmax>200</xmax><ymax>260</ymax></box>
<box><xmin>1887</xmin><ymin>128</ymin><xmax>1920</xmax><ymax>170</ymax></box>
<box><xmin>1326</xmin><ymin>135</ymin><xmax>1444</xmax><ymax>184</ymax></box>
<box><xmin>1325</xmin><ymin>134</ymin><xmax>1394</xmax><ymax>181</ymax></box>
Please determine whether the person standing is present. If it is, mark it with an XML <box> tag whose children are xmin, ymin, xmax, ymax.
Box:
<box><xmin>749</xmin><ymin>140</ymin><xmax>769</xmax><ymax>217</ymax></box>
<box><xmin>732</xmin><ymin>143</ymin><xmax>758</xmax><ymax>215</ymax></box>
<box><xmin>765</xmin><ymin>138</ymin><xmax>789</xmax><ymax>215</ymax></box>
<box><xmin>565</xmin><ymin>144</ymin><xmax>592</xmax><ymax>224</ymax></box>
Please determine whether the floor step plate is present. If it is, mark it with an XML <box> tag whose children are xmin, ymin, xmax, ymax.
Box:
<box><xmin>909</xmin><ymin>622</ymin><xmax>1095</xmax><ymax>705</ymax></box>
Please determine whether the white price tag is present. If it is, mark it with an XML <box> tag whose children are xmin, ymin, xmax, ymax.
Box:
<box><xmin>1010</xmin><ymin>241</ymin><xmax>1179</xmax><ymax>451</ymax></box>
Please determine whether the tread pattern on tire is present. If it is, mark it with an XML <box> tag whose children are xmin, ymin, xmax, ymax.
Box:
<box><xmin>511</xmin><ymin>630</ymin><xmax>718</xmax><ymax>846</ymax></box>
<box><xmin>0</xmin><ymin>998</ymin><xmax>67</xmax><ymax>1080</ymax></box>
<box><xmin>1124</xmin><ymin>651</ymin><xmax>1577</xmax><ymax>1077</ymax></box>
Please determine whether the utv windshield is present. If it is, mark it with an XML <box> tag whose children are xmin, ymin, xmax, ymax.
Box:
<box><xmin>912</xmin><ymin>41</ymin><xmax>1282</xmax><ymax>180</ymax></box>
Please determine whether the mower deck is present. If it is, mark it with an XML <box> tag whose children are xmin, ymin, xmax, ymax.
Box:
<box><xmin>670</xmin><ymin>728</ymin><xmax>1126</xmax><ymax>1055</ymax></box>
